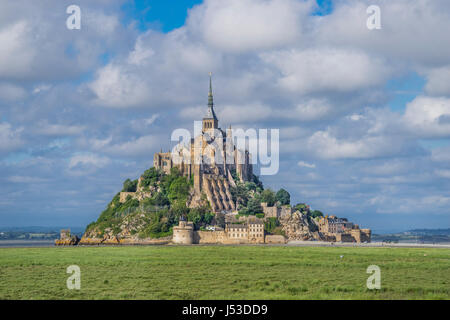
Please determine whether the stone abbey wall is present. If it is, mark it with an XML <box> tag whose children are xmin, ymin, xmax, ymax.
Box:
<box><xmin>261</xmin><ymin>203</ymin><xmax>279</xmax><ymax>218</ymax></box>
<box><xmin>265</xmin><ymin>235</ymin><xmax>286</xmax><ymax>244</ymax></box>
<box><xmin>261</xmin><ymin>203</ymin><xmax>294</xmax><ymax>219</ymax></box>
<box><xmin>118</xmin><ymin>177</ymin><xmax>153</xmax><ymax>203</ymax></box>
<box><xmin>351</xmin><ymin>228</ymin><xmax>371</xmax><ymax>243</ymax></box>
<box><xmin>335</xmin><ymin>233</ymin><xmax>354</xmax><ymax>242</ymax></box>
<box><xmin>194</xmin><ymin>230</ymin><xmax>226</xmax><ymax>244</ymax></box>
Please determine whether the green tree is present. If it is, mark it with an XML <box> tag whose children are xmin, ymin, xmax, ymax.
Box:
<box><xmin>187</xmin><ymin>207</ymin><xmax>214</xmax><ymax>229</ymax></box>
<box><xmin>122</xmin><ymin>179</ymin><xmax>138</xmax><ymax>192</ymax></box>
<box><xmin>244</xmin><ymin>181</ymin><xmax>257</xmax><ymax>192</ymax></box>
<box><xmin>152</xmin><ymin>192</ymin><xmax>170</xmax><ymax>207</ymax></box>
<box><xmin>294</xmin><ymin>203</ymin><xmax>310</xmax><ymax>215</ymax></box>
<box><xmin>261</xmin><ymin>189</ymin><xmax>276</xmax><ymax>206</ymax></box>
<box><xmin>168</xmin><ymin>176</ymin><xmax>190</xmax><ymax>203</ymax></box>
<box><xmin>230</xmin><ymin>183</ymin><xmax>249</xmax><ymax>207</ymax></box>
<box><xmin>230</xmin><ymin>169</ymin><xmax>240</xmax><ymax>183</ymax></box>
<box><xmin>171</xmin><ymin>200</ymin><xmax>188</xmax><ymax>218</ymax></box>
<box><xmin>246</xmin><ymin>197</ymin><xmax>263</xmax><ymax>215</ymax></box>
<box><xmin>215</xmin><ymin>213</ymin><xmax>225</xmax><ymax>228</ymax></box>
<box><xmin>251</xmin><ymin>174</ymin><xmax>264</xmax><ymax>190</ymax></box>
<box><xmin>311</xmin><ymin>210</ymin><xmax>323</xmax><ymax>218</ymax></box>
<box><xmin>160</xmin><ymin>167</ymin><xmax>183</xmax><ymax>194</ymax></box>
<box><xmin>276</xmin><ymin>188</ymin><xmax>290</xmax><ymax>205</ymax></box>
<box><xmin>264</xmin><ymin>217</ymin><xmax>279</xmax><ymax>234</ymax></box>
<box><xmin>140</xmin><ymin>167</ymin><xmax>162</xmax><ymax>188</ymax></box>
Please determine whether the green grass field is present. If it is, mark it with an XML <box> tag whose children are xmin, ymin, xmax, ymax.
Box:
<box><xmin>0</xmin><ymin>245</ymin><xmax>448</xmax><ymax>299</ymax></box>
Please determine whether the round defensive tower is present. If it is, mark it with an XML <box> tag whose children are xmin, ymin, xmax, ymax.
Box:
<box><xmin>172</xmin><ymin>217</ymin><xmax>194</xmax><ymax>244</ymax></box>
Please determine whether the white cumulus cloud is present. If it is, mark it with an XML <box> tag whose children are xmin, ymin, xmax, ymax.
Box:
<box><xmin>188</xmin><ymin>0</ymin><xmax>311</xmax><ymax>52</ymax></box>
<box><xmin>403</xmin><ymin>96</ymin><xmax>450</xmax><ymax>138</ymax></box>
<box><xmin>261</xmin><ymin>48</ymin><xmax>390</xmax><ymax>94</ymax></box>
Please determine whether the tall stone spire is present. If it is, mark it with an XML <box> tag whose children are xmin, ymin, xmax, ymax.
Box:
<box><xmin>208</xmin><ymin>72</ymin><xmax>213</xmax><ymax>106</ymax></box>
<box><xmin>205</xmin><ymin>72</ymin><xmax>218</xmax><ymax>121</ymax></box>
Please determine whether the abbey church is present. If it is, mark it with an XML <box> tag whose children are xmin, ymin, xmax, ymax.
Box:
<box><xmin>153</xmin><ymin>75</ymin><xmax>253</xmax><ymax>213</ymax></box>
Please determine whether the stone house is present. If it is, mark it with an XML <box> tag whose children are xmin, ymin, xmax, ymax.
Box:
<box><xmin>261</xmin><ymin>203</ymin><xmax>293</xmax><ymax>219</ymax></box>
<box><xmin>318</xmin><ymin>216</ymin><xmax>371</xmax><ymax>243</ymax></box>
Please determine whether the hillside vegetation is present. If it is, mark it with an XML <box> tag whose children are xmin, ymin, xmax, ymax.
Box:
<box><xmin>83</xmin><ymin>166</ymin><xmax>324</xmax><ymax>240</ymax></box>
<box><xmin>84</xmin><ymin>167</ymin><xmax>212</xmax><ymax>239</ymax></box>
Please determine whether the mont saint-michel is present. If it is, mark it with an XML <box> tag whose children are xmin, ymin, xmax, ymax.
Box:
<box><xmin>1</xmin><ymin>0</ymin><xmax>449</xmax><ymax>304</ymax></box>
<box><xmin>56</xmin><ymin>76</ymin><xmax>371</xmax><ymax>246</ymax></box>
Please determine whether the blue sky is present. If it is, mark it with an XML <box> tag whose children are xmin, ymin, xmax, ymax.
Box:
<box><xmin>122</xmin><ymin>0</ymin><xmax>203</xmax><ymax>32</ymax></box>
<box><xmin>123</xmin><ymin>0</ymin><xmax>333</xmax><ymax>30</ymax></box>
<box><xmin>1</xmin><ymin>0</ymin><xmax>450</xmax><ymax>233</ymax></box>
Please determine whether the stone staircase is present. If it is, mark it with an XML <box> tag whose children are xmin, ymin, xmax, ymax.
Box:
<box><xmin>203</xmin><ymin>175</ymin><xmax>235</xmax><ymax>212</ymax></box>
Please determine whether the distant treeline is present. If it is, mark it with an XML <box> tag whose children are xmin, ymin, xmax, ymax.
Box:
<box><xmin>407</xmin><ymin>228</ymin><xmax>450</xmax><ymax>236</ymax></box>
<box><xmin>0</xmin><ymin>231</ymin><xmax>60</xmax><ymax>240</ymax></box>
<box><xmin>0</xmin><ymin>227</ymin><xmax>85</xmax><ymax>240</ymax></box>
<box><xmin>372</xmin><ymin>228</ymin><xmax>450</xmax><ymax>243</ymax></box>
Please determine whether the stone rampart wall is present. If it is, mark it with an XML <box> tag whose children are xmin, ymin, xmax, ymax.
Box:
<box><xmin>265</xmin><ymin>235</ymin><xmax>285</xmax><ymax>244</ymax></box>
<box><xmin>194</xmin><ymin>230</ymin><xmax>226</xmax><ymax>244</ymax></box>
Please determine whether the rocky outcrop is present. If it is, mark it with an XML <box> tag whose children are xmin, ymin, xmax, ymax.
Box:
<box><xmin>119</xmin><ymin>177</ymin><xmax>158</xmax><ymax>203</ymax></box>
<box><xmin>82</xmin><ymin>212</ymin><xmax>148</xmax><ymax>240</ymax></box>
<box><xmin>119</xmin><ymin>191</ymin><xmax>153</xmax><ymax>203</ymax></box>
<box><xmin>78</xmin><ymin>235</ymin><xmax>120</xmax><ymax>245</ymax></box>
<box><xmin>78</xmin><ymin>235</ymin><xmax>171</xmax><ymax>245</ymax></box>
<box><xmin>55</xmin><ymin>235</ymin><xmax>80</xmax><ymax>246</ymax></box>
<box><xmin>55</xmin><ymin>229</ymin><xmax>80</xmax><ymax>246</ymax></box>
<box><xmin>187</xmin><ymin>190</ymin><xmax>210</xmax><ymax>209</ymax></box>
<box><xmin>279</xmin><ymin>211</ymin><xmax>322</xmax><ymax>241</ymax></box>
<box><xmin>77</xmin><ymin>210</ymin><xmax>172</xmax><ymax>245</ymax></box>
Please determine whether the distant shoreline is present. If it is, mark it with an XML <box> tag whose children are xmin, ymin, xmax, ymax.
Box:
<box><xmin>1</xmin><ymin>239</ymin><xmax>449</xmax><ymax>249</ymax></box>
<box><xmin>0</xmin><ymin>240</ymin><xmax>54</xmax><ymax>248</ymax></box>
<box><xmin>285</xmin><ymin>240</ymin><xmax>450</xmax><ymax>249</ymax></box>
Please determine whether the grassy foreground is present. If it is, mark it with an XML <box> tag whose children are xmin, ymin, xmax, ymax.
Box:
<box><xmin>0</xmin><ymin>245</ymin><xmax>448</xmax><ymax>300</ymax></box>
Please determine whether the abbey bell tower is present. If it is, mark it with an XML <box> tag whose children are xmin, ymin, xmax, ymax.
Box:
<box><xmin>202</xmin><ymin>72</ymin><xmax>218</xmax><ymax>132</ymax></box>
